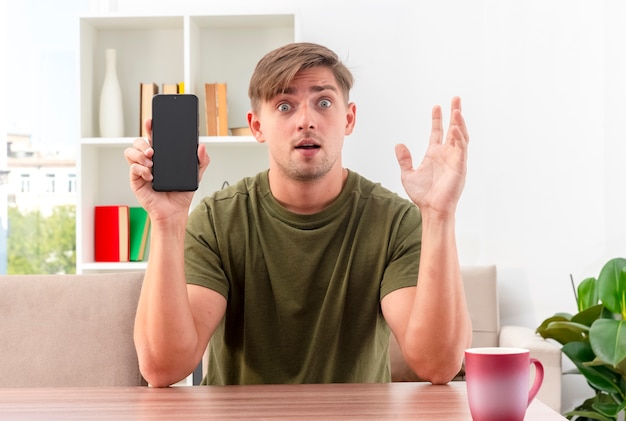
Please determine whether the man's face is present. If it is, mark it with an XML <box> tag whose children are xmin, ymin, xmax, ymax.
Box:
<box><xmin>248</xmin><ymin>66</ymin><xmax>356</xmax><ymax>182</ymax></box>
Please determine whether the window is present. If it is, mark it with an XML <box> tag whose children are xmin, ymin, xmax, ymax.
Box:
<box><xmin>20</xmin><ymin>174</ymin><xmax>30</xmax><ymax>193</ymax></box>
<box><xmin>68</xmin><ymin>174</ymin><xmax>76</xmax><ymax>193</ymax></box>
<box><xmin>45</xmin><ymin>174</ymin><xmax>56</xmax><ymax>193</ymax></box>
<box><xmin>4</xmin><ymin>0</ymin><xmax>88</xmax><ymax>274</ymax></box>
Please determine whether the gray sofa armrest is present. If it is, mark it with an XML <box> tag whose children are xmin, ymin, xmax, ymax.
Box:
<box><xmin>499</xmin><ymin>325</ymin><xmax>562</xmax><ymax>413</ymax></box>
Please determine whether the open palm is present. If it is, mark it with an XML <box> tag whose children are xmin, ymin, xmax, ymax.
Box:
<box><xmin>395</xmin><ymin>97</ymin><xmax>469</xmax><ymax>217</ymax></box>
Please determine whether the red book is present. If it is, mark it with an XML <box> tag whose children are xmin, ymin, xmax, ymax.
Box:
<box><xmin>94</xmin><ymin>206</ymin><xmax>130</xmax><ymax>262</ymax></box>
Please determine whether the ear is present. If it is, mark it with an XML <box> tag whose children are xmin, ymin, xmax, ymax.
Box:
<box><xmin>247</xmin><ymin>111</ymin><xmax>265</xmax><ymax>144</ymax></box>
<box><xmin>344</xmin><ymin>102</ymin><xmax>356</xmax><ymax>136</ymax></box>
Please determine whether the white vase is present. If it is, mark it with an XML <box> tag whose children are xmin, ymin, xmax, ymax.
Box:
<box><xmin>99</xmin><ymin>48</ymin><xmax>124</xmax><ymax>137</ymax></box>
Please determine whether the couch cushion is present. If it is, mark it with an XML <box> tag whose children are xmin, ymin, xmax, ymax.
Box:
<box><xmin>0</xmin><ymin>272</ymin><xmax>145</xmax><ymax>387</ymax></box>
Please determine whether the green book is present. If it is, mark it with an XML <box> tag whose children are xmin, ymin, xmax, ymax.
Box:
<box><xmin>129</xmin><ymin>207</ymin><xmax>151</xmax><ymax>261</ymax></box>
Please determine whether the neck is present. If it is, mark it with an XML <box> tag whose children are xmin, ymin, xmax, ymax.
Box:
<box><xmin>268</xmin><ymin>167</ymin><xmax>348</xmax><ymax>214</ymax></box>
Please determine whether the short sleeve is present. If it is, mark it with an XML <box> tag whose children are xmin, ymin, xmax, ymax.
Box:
<box><xmin>379</xmin><ymin>205</ymin><xmax>422</xmax><ymax>300</ymax></box>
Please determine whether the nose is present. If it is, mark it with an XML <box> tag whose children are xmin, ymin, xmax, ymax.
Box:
<box><xmin>296</xmin><ymin>104</ymin><xmax>316</xmax><ymax>131</ymax></box>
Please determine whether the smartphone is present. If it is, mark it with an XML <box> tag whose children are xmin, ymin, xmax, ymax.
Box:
<box><xmin>151</xmin><ymin>94</ymin><xmax>199</xmax><ymax>192</ymax></box>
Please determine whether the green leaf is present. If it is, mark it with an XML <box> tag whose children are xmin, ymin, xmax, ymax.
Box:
<box><xmin>540</xmin><ymin>321</ymin><xmax>590</xmax><ymax>345</ymax></box>
<box><xmin>572</xmin><ymin>305</ymin><xmax>605</xmax><ymax>327</ymax></box>
<box><xmin>597</xmin><ymin>257</ymin><xmax>626</xmax><ymax>317</ymax></box>
<box><xmin>615</xmin><ymin>400</ymin><xmax>626</xmax><ymax>415</ymax></box>
<box><xmin>563</xmin><ymin>409</ymin><xmax>614</xmax><ymax>421</ymax></box>
<box><xmin>537</xmin><ymin>315</ymin><xmax>572</xmax><ymax>343</ymax></box>
<box><xmin>537</xmin><ymin>314</ymin><xmax>571</xmax><ymax>331</ymax></box>
<box><xmin>578</xmin><ymin>277</ymin><xmax>599</xmax><ymax>312</ymax></box>
<box><xmin>617</xmin><ymin>358</ymin><xmax>626</xmax><ymax>377</ymax></box>
<box><xmin>567</xmin><ymin>395</ymin><xmax>623</xmax><ymax>420</ymax></box>
<box><xmin>589</xmin><ymin>319</ymin><xmax>626</xmax><ymax>369</ymax></box>
<box><xmin>592</xmin><ymin>401</ymin><xmax>621</xmax><ymax>418</ymax></box>
<box><xmin>562</xmin><ymin>342</ymin><xmax>622</xmax><ymax>394</ymax></box>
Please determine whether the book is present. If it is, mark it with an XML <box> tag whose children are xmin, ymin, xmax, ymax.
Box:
<box><xmin>216</xmin><ymin>83</ymin><xmax>228</xmax><ymax>136</ymax></box>
<box><xmin>230</xmin><ymin>126</ymin><xmax>252</xmax><ymax>136</ymax></box>
<box><xmin>94</xmin><ymin>206</ymin><xmax>129</xmax><ymax>262</ymax></box>
<box><xmin>162</xmin><ymin>83</ymin><xmax>178</xmax><ymax>94</ymax></box>
<box><xmin>139</xmin><ymin>83</ymin><xmax>158</xmax><ymax>136</ymax></box>
<box><xmin>204</xmin><ymin>83</ymin><xmax>217</xmax><ymax>136</ymax></box>
<box><xmin>204</xmin><ymin>83</ymin><xmax>228</xmax><ymax>136</ymax></box>
<box><xmin>129</xmin><ymin>207</ymin><xmax>151</xmax><ymax>261</ymax></box>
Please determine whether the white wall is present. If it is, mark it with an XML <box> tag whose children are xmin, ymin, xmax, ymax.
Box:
<box><xmin>112</xmin><ymin>0</ymin><xmax>624</xmax><ymax>327</ymax></box>
<box><xmin>103</xmin><ymin>0</ymin><xmax>624</xmax><ymax>410</ymax></box>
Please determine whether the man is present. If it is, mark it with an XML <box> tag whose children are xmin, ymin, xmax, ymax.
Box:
<box><xmin>125</xmin><ymin>42</ymin><xmax>471</xmax><ymax>387</ymax></box>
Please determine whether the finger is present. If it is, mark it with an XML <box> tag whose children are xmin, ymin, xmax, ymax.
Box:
<box><xmin>124</xmin><ymin>140</ymin><xmax>153</xmax><ymax>171</ymax></box>
<box><xmin>197</xmin><ymin>144</ymin><xmax>211</xmax><ymax>180</ymax></box>
<box><xmin>129</xmin><ymin>162</ymin><xmax>153</xmax><ymax>182</ymax></box>
<box><xmin>446</xmin><ymin>109</ymin><xmax>469</xmax><ymax>149</ymax></box>
<box><xmin>430</xmin><ymin>105</ymin><xmax>443</xmax><ymax>145</ymax></box>
<box><xmin>395</xmin><ymin>143</ymin><xmax>414</xmax><ymax>173</ymax></box>
<box><xmin>127</xmin><ymin>139</ymin><xmax>154</xmax><ymax>173</ymax></box>
<box><xmin>450</xmin><ymin>96</ymin><xmax>461</xmax><ymax>113</ymax></box>
<box><xmin>449</xmin><ymin>97</ymin><xmax>469</xmax><ymax>142</ymax></box>
<box><xmin>451</xmin><ymin>109</ymin><xmax>469</xmax><ymax>144</ymax></box>
<box><xmin>144</xmin><ymin>118</ymin><xmax>153</xmax><ymax>140</ymax></box>
<box><xmin>124</xmin><ymin>144</ymin><xmax>145</xmax><ymax>163</ymax></box>
<box><xmin>132</xmin><ymin>137</ymin><xmax>152</xmax><ymax>152</ymax></box>
<box><xmin>135</xmin><ymin>119</ymin><xmax>153</xmax><ymax>149</ymax></box>
<box><xmin>447</xmin><ymin>125</ymin><xmax>469</xmax><ymax>153</ymax></box>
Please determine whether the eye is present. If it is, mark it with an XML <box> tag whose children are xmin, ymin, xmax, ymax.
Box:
<box><xmin>319</xmin><ymin>99</ymin><xmax>332</xmax><ymax>108</ymax></box>
<box><xmin>277</xmin><ymin>103</ymin><xmax>292</xmax><ymax>112</ymax></box>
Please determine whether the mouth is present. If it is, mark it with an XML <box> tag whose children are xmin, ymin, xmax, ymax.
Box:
<box><xmin>295</xmin><ymin>140</ymin><xmax>321</xmax><ymax>150</ymax></box>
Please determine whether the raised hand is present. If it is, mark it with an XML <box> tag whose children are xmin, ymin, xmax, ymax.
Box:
<box><xmin>395</xmin><ymin>96</ymin><xmax>469</xmax><ymax>218</ymax></box>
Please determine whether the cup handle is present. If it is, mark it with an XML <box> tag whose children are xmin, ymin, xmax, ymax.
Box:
<box><xmin>527</xmin><ymin>358</ymin><xmax>544</xmax><ymax>407</ymax></box>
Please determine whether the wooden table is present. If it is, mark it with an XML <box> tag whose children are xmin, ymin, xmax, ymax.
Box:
<box><xmin>0</xmin><ymin>382</ymin><xmax>564</xmax><ymax>420</ymax></box>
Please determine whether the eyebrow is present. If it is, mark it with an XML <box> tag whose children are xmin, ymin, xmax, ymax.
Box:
<box><xmin>283</xmin><ymin>84</ymin><xmax>338</xmax><ymax>95</ymax></box>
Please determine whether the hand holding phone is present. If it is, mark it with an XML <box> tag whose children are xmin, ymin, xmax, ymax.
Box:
<box><xmin>151</xmin><ymin>94</ymin><xmax>199</xmax><ymax>192</ymax></box>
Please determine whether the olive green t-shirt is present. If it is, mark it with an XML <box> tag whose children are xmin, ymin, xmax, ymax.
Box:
<box><xmin>185</xmin><ymin>170</ymin><xmax>422</xmax><ymax>385</ymax></box>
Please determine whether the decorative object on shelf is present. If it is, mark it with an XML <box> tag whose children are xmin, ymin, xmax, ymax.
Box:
<box><xmin>99</xmin><ymin>48</ymin><xmax>124</xmax><ymax>137</ymax></box>
<box><xmin>536</xmin><ymin>257</ymin><xmax>626</xmax><ymax>421</ymax></box>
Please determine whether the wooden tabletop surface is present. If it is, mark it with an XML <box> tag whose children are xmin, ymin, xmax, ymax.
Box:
<box><xmin>0</xmin><ymin>381</ymin><xmax>565</xmax><ymax>420</ymax></box>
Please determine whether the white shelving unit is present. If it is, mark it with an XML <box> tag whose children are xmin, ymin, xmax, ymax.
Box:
<box><xmin>77</xmin><ymin>14</ymin><xmax>296</xmax><ymax>273</ymax></box>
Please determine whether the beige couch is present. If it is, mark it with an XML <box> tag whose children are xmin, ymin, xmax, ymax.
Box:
<box><xmin>0</xmin><ymin>266</ymin><xmax>562</xmax><ymax>412</ymax></box>
<box><xmin>0</xmin><ymin>271</ymin><xmax>146</xmax><ymax>387</ymax></box>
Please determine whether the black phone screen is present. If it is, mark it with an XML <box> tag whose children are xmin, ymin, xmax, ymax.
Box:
<box><xmin>151</xmin><ymin>94</ymin><xmax>199</xmax><ymax>192</ymax></box>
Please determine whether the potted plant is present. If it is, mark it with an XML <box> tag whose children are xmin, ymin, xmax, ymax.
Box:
<box><xmin>537</xmin><ymin>257</ymin><xmax>626</xmax><ymax>421</ymax></box>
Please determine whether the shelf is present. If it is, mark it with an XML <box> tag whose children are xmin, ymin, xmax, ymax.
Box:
<box><xmin>77</xmin><ymin>12</ymin><xmax>295</xmax><ymax>274</ymax></box>
<box><xmin>80</xmin><ymin>16</ymin><xmax>185</xmax><ymax>139</ymax></box>
<box><xmin>80</xmin><ymin>13</ymin><xmax>295</xmax><ymax>139</ymax></box>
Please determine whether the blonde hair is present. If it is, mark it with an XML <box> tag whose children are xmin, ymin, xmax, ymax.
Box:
<box><xmin>248</xmin><ymin>42</ymin><xmax>353</xmax><ymax>112</ymax></box>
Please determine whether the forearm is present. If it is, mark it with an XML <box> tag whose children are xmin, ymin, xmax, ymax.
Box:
<box><xmin>404</xmin><ymin>213</ymin><xmax>472</xmax><ymax>383</ymax></box>
<box><xmin>134</xmin><ymin>216</ymin><xmax>200</xmax><ymax>386</ymax></box>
